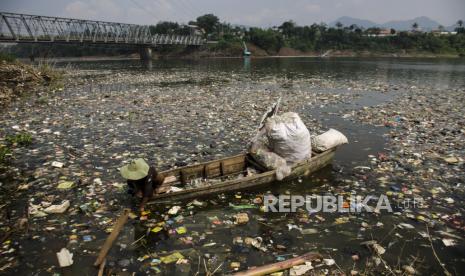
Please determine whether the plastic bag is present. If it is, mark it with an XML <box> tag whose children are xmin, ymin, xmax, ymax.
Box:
<box><xmin>265</xmin><ymin>112</ymin><xmax>311</xmax><ymax>163</ymax></box>
<box><xmin>311</xmin><ymin>129</ymin><xmax>348</xmax><ymax>152</ymax></box>
<box><xmin>252</xmin><ymin>145</ymin><xmax>291</xmax><ymax>180</ymax></box>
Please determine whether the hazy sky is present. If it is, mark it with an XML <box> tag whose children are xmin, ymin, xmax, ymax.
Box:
<box><xmin>1</xmin><ymin>0</ymin><xmax>463</xmax><ymax>26</ymax></box>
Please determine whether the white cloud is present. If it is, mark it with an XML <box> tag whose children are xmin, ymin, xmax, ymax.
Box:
<box><xmin>63</xmin><ymin>0</ymin><xmax>183</xmax><ymax>24</ymax></box>
<box><xmin>65</xmin><ymin>1</ymin><xmax>97</xmax><ymax>19</ymax></box>
<box><xmin>64</xmin><ymin>0</ymin><xmax>122</xmax><ymax>22</ymax></box>
<box><xmin>305</xmin><ymin>4</ymin><xmax>321</xmax><ymax>13</ymax></box>
<box><xmin>240</xmin><ymin>8</ymin><xmax>277</xmax><ymax>25</ymax></box>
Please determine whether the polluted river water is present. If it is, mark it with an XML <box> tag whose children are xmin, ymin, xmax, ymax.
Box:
<box><xmin>0</xmin><ymin>57</ymin><xmax>464</xmax><ymax>275</ymax></box>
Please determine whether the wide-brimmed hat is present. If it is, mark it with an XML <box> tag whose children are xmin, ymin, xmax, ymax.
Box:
<box><xmin>120</xmin><ymin>158</ymin><xmax>150</xmax><ymax>180</ymax></box>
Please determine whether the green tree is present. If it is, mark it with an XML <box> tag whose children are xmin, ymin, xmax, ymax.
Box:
<box><xmin>412</xmin><ymin>22</ymin><xmax>419</xmax><ymax>31</ymax></box>
<box><xmin>456</xmin><ymin>20</ymin><xmax>465</xmax><ymax>34</ymax></box>
<box><xmin>278</xmin><ymin>21</ymin><xmax>296</xmax><ymax>37</ymax></box>
<box><xmin>335</xmin><ymin>21</ymin><xmax>343</xmax><ymax>29</ymax></box>
<box><xmin>196</xmin><ymin>14</ymin><xmax>220</xmax><ymax>36</ymax></box>
<box><xmin>247</xmin><ymin>28</ymin><xmax>283</xmax><ymax>53</ymax></box>
<box><xmin>149</xmin><ymin>21</ymin><xmax>180</xmax><ymax>35</ymax></box>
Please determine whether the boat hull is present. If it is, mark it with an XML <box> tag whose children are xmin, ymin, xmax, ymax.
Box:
<box><xmin>148</xmin><ymin>148</ymin><xmax>336</xmax><ymax>204</ymax></box>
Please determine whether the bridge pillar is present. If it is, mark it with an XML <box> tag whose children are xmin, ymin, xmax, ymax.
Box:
<box><xmin>139</xmin><ymin>47</ymin><xmax>152</xmax><ymax>61</ymax></box>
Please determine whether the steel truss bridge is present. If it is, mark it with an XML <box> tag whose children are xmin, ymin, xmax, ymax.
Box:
<box><xmin>0</xmin><ymin>12</ymin><xmax>204</xmax><ymax>46</ymax></box>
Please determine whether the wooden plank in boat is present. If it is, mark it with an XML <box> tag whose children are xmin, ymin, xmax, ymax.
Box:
<box><xmin>205</xmin><ymin>161</ymin><xmax>221</xmax><ymax>178</ymax></box>
<box><xmin>221</xmin><ymin>155</ymin><xmax>246</xmax><ymax>175</ymax></box>
<box><xmin>149</xmin><ymin>148</ymin><xmax>337</xmax><ymax>204</ymax></box>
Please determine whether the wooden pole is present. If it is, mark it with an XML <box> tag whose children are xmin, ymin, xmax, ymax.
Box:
<box><xmin>93</xmin><ymin>208</ymin><xmax>131</xmax><ymax>267</ymax></box>
<box><xmin>232</xmin><ymin>252</ymin><xmax>322</xmax><ymax>276</ymax></box>
<box><xmin>97</xmin><ymin>258</ymin><xmax>106</xmax><ymax>276</ymax></box>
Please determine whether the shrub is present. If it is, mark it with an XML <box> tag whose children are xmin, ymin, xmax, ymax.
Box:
<box><xmin>6</xmin><ymin>132</ymin><xmax>33</xmax><ymax>146</ymax></box>
<box><xmin>0</xmin><ymin>144</ymin><xmax>11</xmax><ymax>164</ymax></box>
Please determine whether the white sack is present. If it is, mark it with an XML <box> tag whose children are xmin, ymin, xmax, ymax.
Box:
<box><xmin>312</xmin><ymin>129</ymin><xmax>348</xmax><ymax>152</ymax></box>
<box><xmin>252</xmin><ymin>145</ymin><xmax>291</xmax><ymax>181</ymax></box>
<box><xmin>265</xmin><ymin>112</ymin><xmax>311</xmax><ymax>163</ymax></box>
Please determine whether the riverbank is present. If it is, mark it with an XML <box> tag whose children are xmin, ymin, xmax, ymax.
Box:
<box><xmin>17</xmin><ymin>50</ymin><xmax>462</xmax><ymax>65</ymax></box>
<box><xmin>7</xmin><ymin>43</ymin><xmax>464</xmax><ymax>63</ymax></box>
<box><xmin>185</xmin><ymin>45</ymin><xmax>463</xmax><ymax>58</ymax></box>
<box><xmin>0</xmin><ymin>60</ymin><xmax>65</xmax><ymax>106</ymax></box>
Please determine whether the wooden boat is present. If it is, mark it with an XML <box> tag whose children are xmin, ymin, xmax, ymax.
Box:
<box><xmin>148</xmin><ymin>147</ymin><xmax>337</xmax><ymax>204</ymax></box>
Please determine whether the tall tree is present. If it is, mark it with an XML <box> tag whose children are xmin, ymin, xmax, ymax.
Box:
<box><xmin>335</xmin><ymin>22</ymin><xmax>343</xmax><ymax>29</ymax></box>
<box><xmin>412</xmin><ymin>22</ymin><xmax>419</xmax><ymax>31</ymax></box>
<box><xmin>149</xmin><ymin>21</ymin><xmax>180</xmax><ymax>35</ymax></box>
<box><xmin>455</xmin><ymin>20</ymin><xmax>464</xmax><ymax>33</ymax></box>
<box><xmin>196</xmin><ymin>14</ymin><xmax>220</xmax><ymax>36</ymax></box>
<box><xmin>278</xmin><ymin>21</ymin><xmax>296</xmax><ymax>37</ymax></box>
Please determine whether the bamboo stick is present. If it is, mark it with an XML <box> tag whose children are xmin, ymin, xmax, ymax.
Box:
<box><xmin>232</xmin><ymin>252</ymin><xmax>322</xmax><ymax>276</ymax></box>
<box><xmin>97</xmin><ymin>258</ymin><xmax>106</xmax><ymax>276</ymax></box>
<box><xmin>93</xmin><ymin>208</ymin><xmax>131</xmax><ymax>266</ymax></box>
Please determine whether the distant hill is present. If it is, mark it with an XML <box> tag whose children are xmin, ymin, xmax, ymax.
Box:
<box><xmin>381</xmin><ymin>16</ymin><xmax>441</xmax><ymax>31</ymax></box>
<box><xmin>330</xmin><ymin>16</ymin><xmax>447</xmax><ymax>31</ymax></box>
<box><xmin>329</xmin><ymin>16</ymin><xmax>378</xmax><ymax>29</ymax></box>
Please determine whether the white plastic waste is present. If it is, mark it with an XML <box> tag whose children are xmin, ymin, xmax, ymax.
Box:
<box><xmin>168</xmin><ymin>205</ymin><xmax>181</xmax><ymax>215</ymax></box>
<box><xmin>56</xmin><ymin>248</ymin><xmax>73</xmax><ymax>267</ymax></box>
<box><xmin>312</xmin><ymin>128</ymin><xmax>348</xmax><ymax>152</ymax></box>
<box><xmin>290</xmin><ymin>261</ymin><xmax>314</xmax><ymax>275</ymax></box>
<box><xmin>253</xmin><ymin>146</ymin><xmax>291</xmax><ymax>180</ymax></box>
<box><xmin>265</xmin><ymin>112</ymin><xmax>312</xmax><ymax>163</ymax></box>
<box><xmin>44</xmin><ymin>200</ymin><xmax>70</xmax><ymax>214</ymax></box>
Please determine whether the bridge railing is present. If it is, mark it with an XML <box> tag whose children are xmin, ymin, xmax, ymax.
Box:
<box><xmin>0</xmin><ymin>12</ymin><xmax>204</xmax><ymax>46</ymax></box>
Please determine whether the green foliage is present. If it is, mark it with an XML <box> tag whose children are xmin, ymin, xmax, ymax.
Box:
<box><xmin>196</xmin><ymin>14</ymin><xmax>220</xmax><ymax>36</ymax></box>
<box><xmin>247</xmin><ymin>28</ymin><xmax>284</xmax><ymax>53</ymax></box>
<box><xmin>150</xmin><ymin>21</ymin><xmax>179</xmax><ymax>34</ymax></box>
<box><xmin>0</xmin><ymin>52</ymin><xmax>16</xmax><ymax>62</ymax></box>
<box><xmin>6</xmin><ymin>132</ymin><xmax>33</xmax><ymax>146</ymax></box>
<box><xmin>245</xmin><ymin>21</ymin><xmax>465</xmax><ymax>55</ymax></box>
<box><xmin>448</xmin><ymin>33</ymin><xmax>465</xmax><ymax>55</ymax></box>
<box><xmin>0</xmin><ymin>144</ymin><xmax>11</xmax><ymax>164</ymax></box>
<box><xmin>279</xmin><ymin>21</ymin><xmax>297</xmax><ymax>37</ymax></box>
<box><xmin>35</xmin><ymin>61</ymin><xmax>65</xmax><ymax>91</ymax></box>
<box><xmin>215</xmin><ymin>39</ymin><xmax>234</xmax><ymax>50</ymax></box>
<box><xmin>36</xmin><ymin>96</ymin><xmax>49</xmax><ymax>105</ymax></box>
<box><xmin>209</xmin><ymin>39</ymin><xmax>242</xmax><ymax>55</ymax></box>
<box><xmin>455</xmin><ymin>27</ymin><xmax>465</xmax><ymax>34</ymax></box>
<box><xmin>1</xmin><ymin>132</ymin><xmax>32</xmax><ymax>165</ymax></box>
<box><xmin>149</xmin><ymin>22</ymin><xmax>191</xmax><ymax>35</ymax></box>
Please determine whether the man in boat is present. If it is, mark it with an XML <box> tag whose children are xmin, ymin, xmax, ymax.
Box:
<box><xmin>120</xmin><ymin>158</ymin><xmax>165</xmax><ymax>211</ymax></box>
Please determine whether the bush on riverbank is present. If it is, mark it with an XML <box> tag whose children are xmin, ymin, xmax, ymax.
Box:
<box><xmin>207</xmin><ymin>35</ymin><xmax>244</xmax><ymax>56</ymax></box>
<box><xmin>0</xmin><ymin>59</ymin><xmax>65</xmax><ymax>106</ymax></box>
<box><xmin>250</xmin><ymin>22</ymin><xmax>465</xmax><ymax>56</ymax></box>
